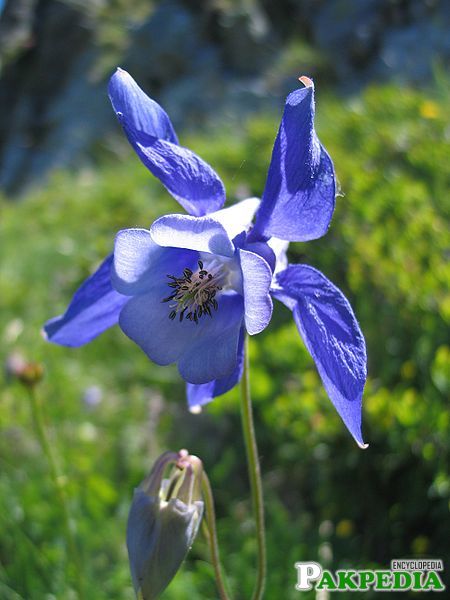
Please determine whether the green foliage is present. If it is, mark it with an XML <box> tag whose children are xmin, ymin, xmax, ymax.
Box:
<box><xmin>0</xmin><ymin>81</ymin><xmax>449</xmax><ymax>598</ymax></box>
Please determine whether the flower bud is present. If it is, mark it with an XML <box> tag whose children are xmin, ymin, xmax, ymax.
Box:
<box><xmin>127</xmin><ymin>450</ymin><xmax>204</xmax><ymax>599</ymax></box>
<box><xmin>5</xmin><ymin>352</ymin><xmax>44</xmax><ymax>388</ymax></box>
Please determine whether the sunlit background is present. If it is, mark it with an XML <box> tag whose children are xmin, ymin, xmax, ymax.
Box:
<box><xmin>1</xmin><ymin>0</ymin><xmax>449</xmax><ymax>598</ymax></box>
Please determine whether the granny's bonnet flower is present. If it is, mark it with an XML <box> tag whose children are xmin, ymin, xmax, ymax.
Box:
<box><xmin>44</xmin><ymin>69</ymin><xmax>367</xmax><ymax>447</ymax></box>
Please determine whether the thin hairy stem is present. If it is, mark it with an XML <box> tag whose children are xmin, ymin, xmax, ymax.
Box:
<box><xmin>240</xmin><ymin>335</ymin><xmax>266</xmax><ymax>600</ymax></box>
<box><xmin>27</xmin><ymin>388</ymin><xmax>84</xmax><ymax>599</ymax></box>
<box><xmin>201</xmin><ymin>473</ymin><xmax>232</xmax><ymax>600</ymax></box>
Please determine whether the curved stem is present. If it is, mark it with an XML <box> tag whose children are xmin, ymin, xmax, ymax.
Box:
<box><xmin>201</xmin><ymin>473</ymin><xmax>232</xmax><ymax>600</ymax></box>
<box><xmin>240</xmin><ymin>335</ymin><xmax>266</xmax><ymax>600</ymax></box>
<box><xmin>27</xmin><ymin>388</ymin><xmax>85</xmax><ymax>600</ymax></box>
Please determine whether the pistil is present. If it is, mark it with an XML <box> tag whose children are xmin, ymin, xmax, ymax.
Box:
<box><xmin>163</xmin><ymin>260</ymin><xmax>222</xmax><ymax>324</ymax></box>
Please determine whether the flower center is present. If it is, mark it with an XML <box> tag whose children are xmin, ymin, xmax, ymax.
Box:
<box><xmin>162</xmin><ymin>260</ymin><xmax>223</xmax><ymax>324</ymax></box>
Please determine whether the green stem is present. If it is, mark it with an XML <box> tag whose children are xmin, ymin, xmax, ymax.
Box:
<box><xmin>27</xmin><ymin>388</ymin><xmax>84</xmax><ymax>600</ymax></box>
<box><xmin>201</xmin><ymin>473</ymin><xmax>231</xmax><ymax>600</ymax></box>
<box><xmin>240</xmin><ymin>335</ymin><xmax>266</xmax><ymax>600</ymax></box>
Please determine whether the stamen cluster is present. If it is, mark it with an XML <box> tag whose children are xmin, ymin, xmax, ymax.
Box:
<box><xmin>163</xmin><ymin>260</ymin><xmax>221</xmax><ymax>324</ymax></box>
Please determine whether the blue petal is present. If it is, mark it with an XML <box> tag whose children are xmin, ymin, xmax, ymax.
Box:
<box><xmin>240</xmin><ymin>237</ymin><xmax>288</xmax><ymax>278</ymax></box>
<box><xmin>44</xmin><ymin>255</ymin><xmax>128</xmax><ymax>347</ymax></box>
<box><xmin>109</xmin><ymin>69</ymin><xmax>225</xmax><ymax>217</ymax></box>
<box><xmin>119</xmin><ymin>286</ymin><xmax>244</xmax><ymax>384</ymax></box>
<box><xmin>209</xmin><ymin>197</ymin><xmax>260</xmax><ymax>239</ymax></box>
<box><xmin>251</xmin><ymin>80</ymin><xmax>336</xmax><ymax>242</ymax></box>
<box><xmin>272</xmin><ymin>264</ymin><xmax>367</xmax><ymax>447</ymax></box>
<box><xmin>241</xmin><ymin>240</ymin><xmax>276</xmax><ymax>272</ymax></box>
<box><xmin>112</xmin><ymin>228</ymin><xmax>197</xmax><ymax>295</ymax></box>
<box><xmin>131</xmin><ymin>135</ymin><xmax>226</xmax><ymax>217</ymax></box>
<box><xmin>186</xmin><ymin>326</ymin><xmax>245</xmax><ymax>409</ymax></box>
<box><xmin>150</xmin><ymin>214</ymin><xmax>235</xmax><ymax>257</ymax></box>
<box><xmin>239</xmin><ymin>248</ymin><xmax>273</xmax><ymax>335</ymax></box>
<box><xmin>109</xmin><ymin>68</ymin><xmax>178</xmax><ymax>143</ymax></box>
<box><xmin>177</xmin><ymin>292</ymin><xmax>243</xmax><ymax>382</ymax></box>
<box><xmin>267</xmin><ymin>237</ymin><xmax>289</xmax><ymax>275</ymax></box>
<box><xmin>243</xmin><ymin>237</ymin><xmax>288</xmax><ymax>276</ymax></box>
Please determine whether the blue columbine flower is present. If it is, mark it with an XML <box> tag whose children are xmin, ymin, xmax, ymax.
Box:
<box><xmin>44</xmin><ymin>69</ymin><xmax>367</xmax><ymax>447</ymax></box>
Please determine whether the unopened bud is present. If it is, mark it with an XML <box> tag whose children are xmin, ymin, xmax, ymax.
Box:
<box><xmin>127</xmin><ymin>450</ymin><xmax>204</xmax><ymax>599</ymax></box>
<box><xmin>5</xmin><ymin>353</ymin><xmax>44</xmax><ymax>388</ymax></box>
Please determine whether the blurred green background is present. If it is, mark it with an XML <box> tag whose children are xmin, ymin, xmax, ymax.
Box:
<box><xmin>1</xmin><ymin>1</ymin><xmax>449</xmax><ymax>599</ymax></box>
